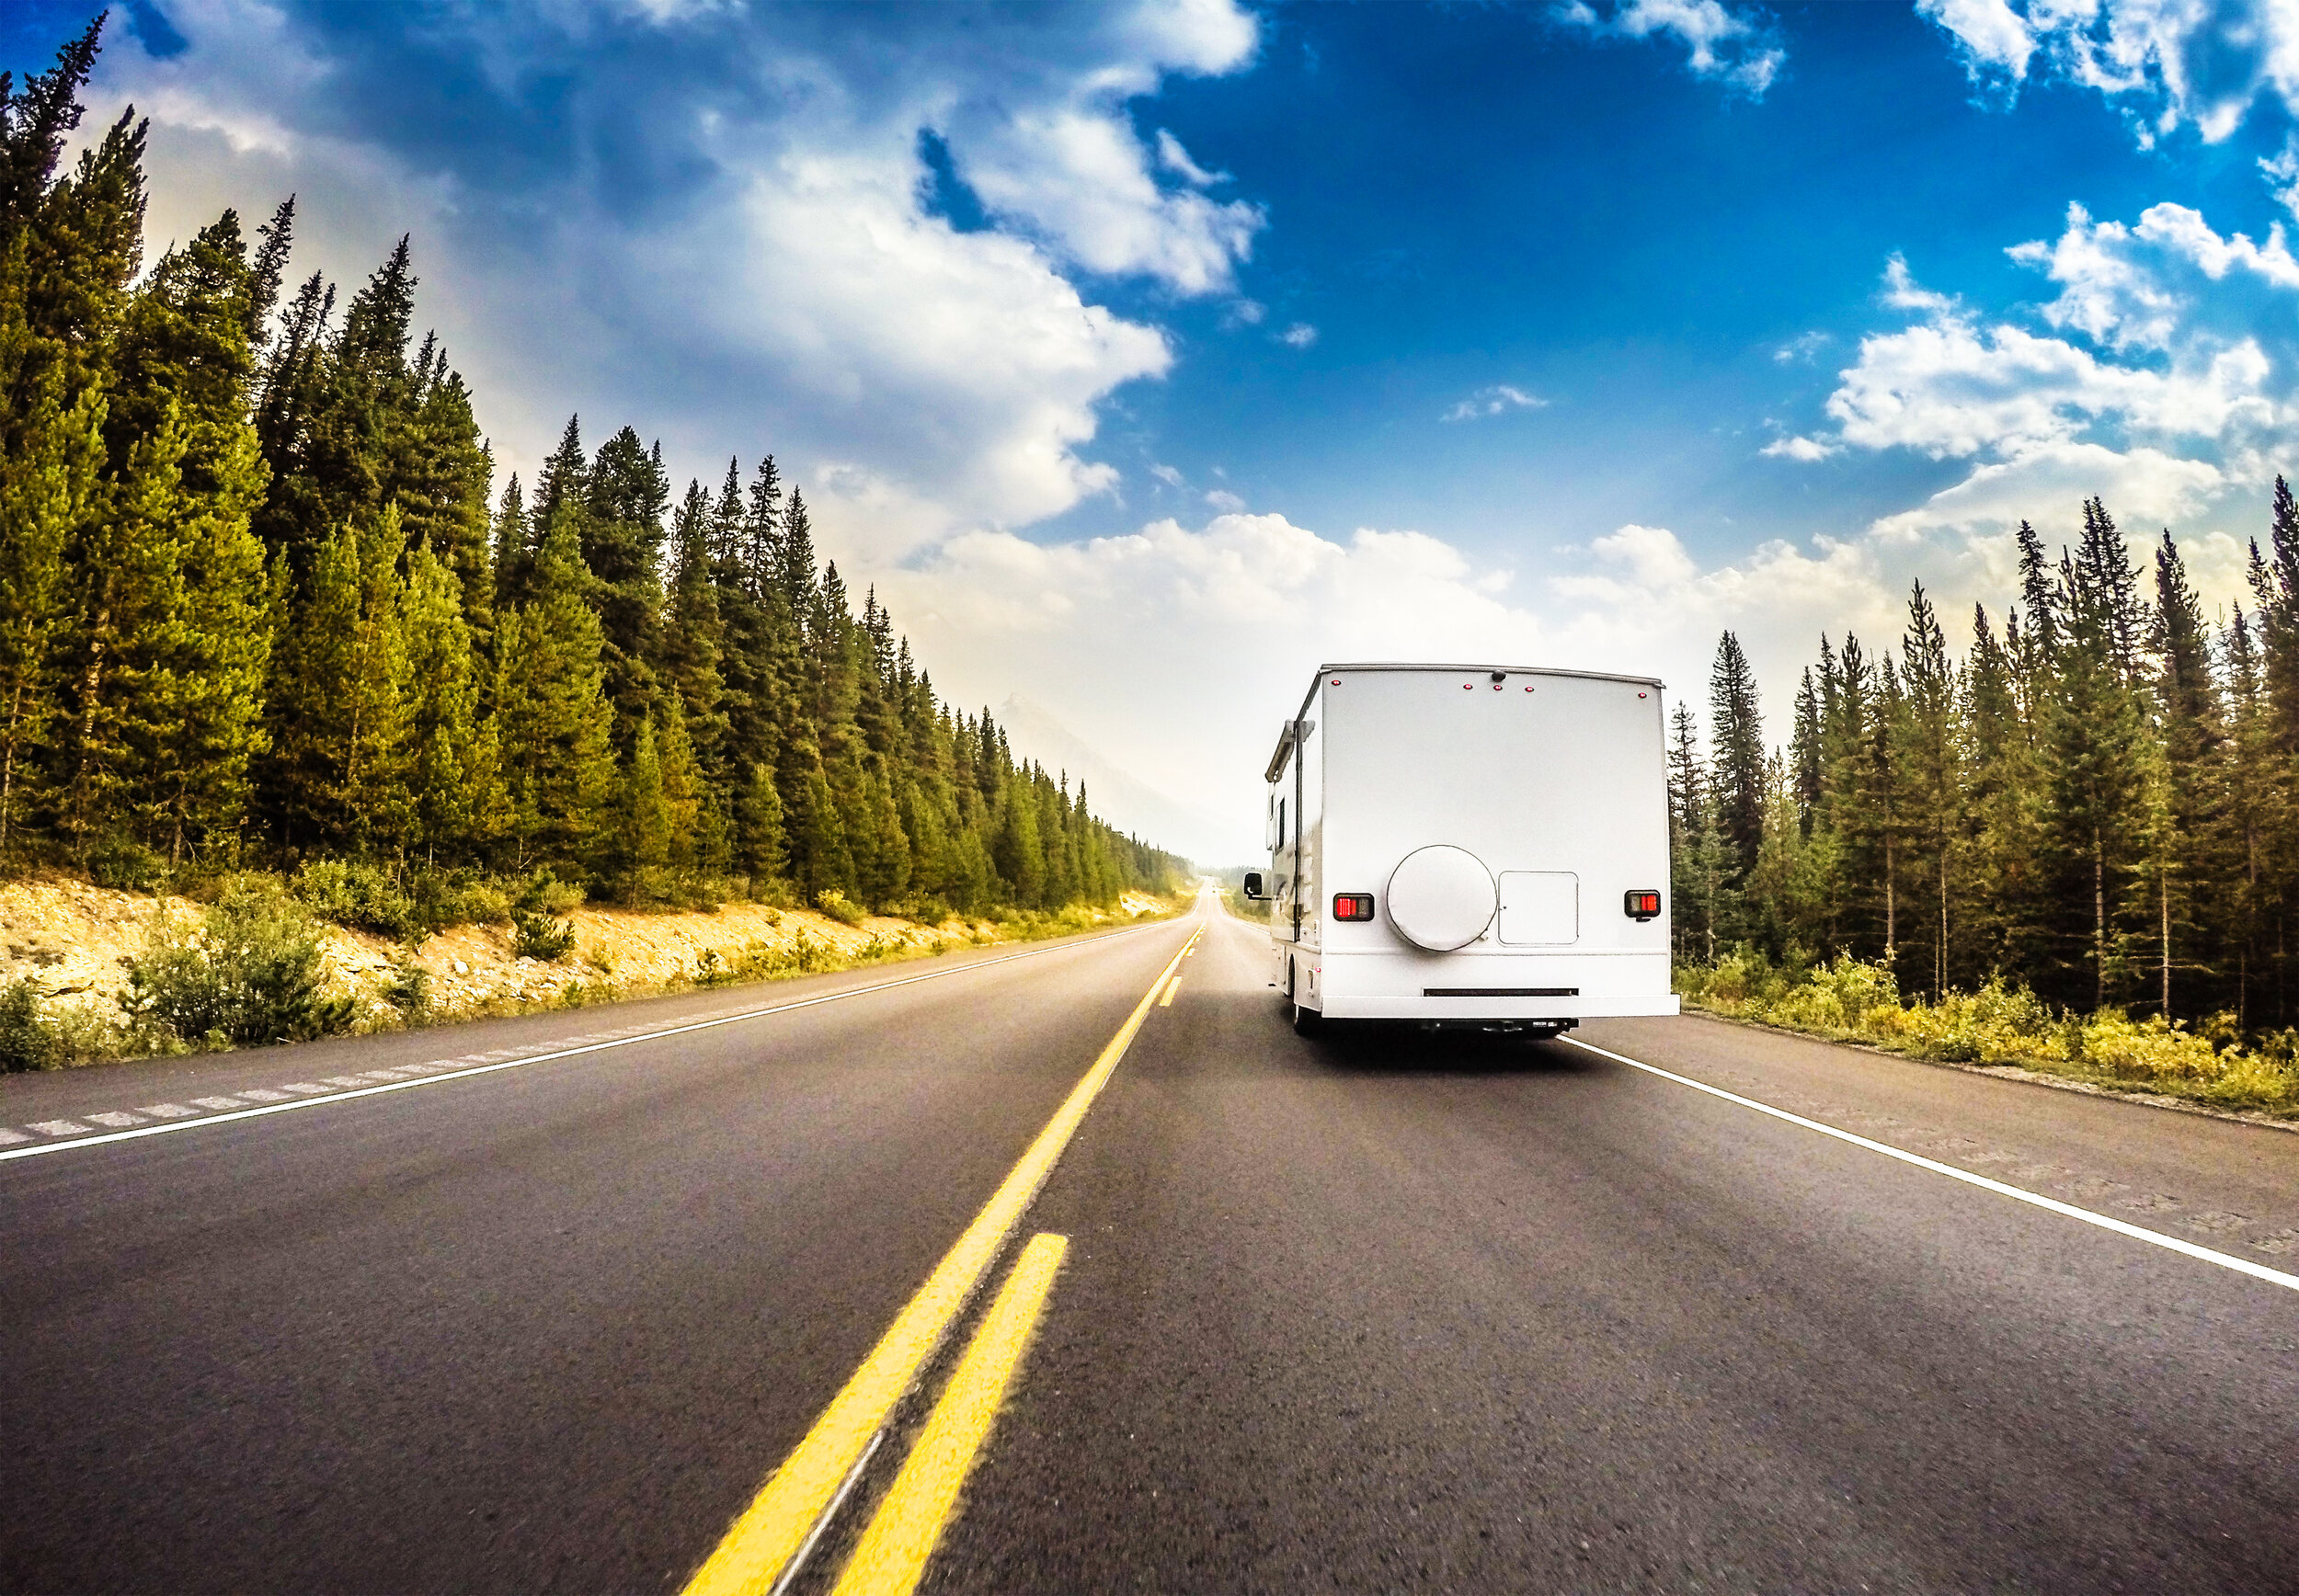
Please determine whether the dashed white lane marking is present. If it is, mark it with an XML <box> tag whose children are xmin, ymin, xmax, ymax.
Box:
<box><xmin>0</xmin><ymin>920</ymin><xmax>1173</xmax><ymax>1164</ymax></box>
<box><xmin>1563</xmin><ymin>1035</ymin><xmax>2299</xmax><ymax>1295</ymax></box>
<box><xmin>279</xmin><ymin>1083</ymin><xmax>329</xmax><ymax>1095</ymax></box>
<box><xmin>85</xmin><ymin>1112</ymin><xmax>143</xmax><ymax>1128</ymax></box>
<box><xmin>235</xmin><ymin>1089</ymin><xmax>291</xmax><ymax>1102</ymax></box>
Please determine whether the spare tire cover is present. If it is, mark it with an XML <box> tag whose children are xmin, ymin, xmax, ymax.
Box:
<box><xmin>1385</xmin><ymin>845</ymin><xmax>1496</xmax><ymax>952</ymax></box>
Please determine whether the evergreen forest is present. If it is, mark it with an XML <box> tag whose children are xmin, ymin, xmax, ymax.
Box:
<box><xmin>0</xmin><ymin>26</ymin><xmax>1186</xmax><ymax>918</ymax></box>
<box><xmin>1672</xmin><ymin>495</ymin><xmax>2299</xmax><ymax>1039</ymax></box>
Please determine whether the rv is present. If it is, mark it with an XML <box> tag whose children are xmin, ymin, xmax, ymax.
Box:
<box><xmin>1243</xmin><ymin>663</ymin><xmax>1679</xmax><ymax>1036</ymax></box>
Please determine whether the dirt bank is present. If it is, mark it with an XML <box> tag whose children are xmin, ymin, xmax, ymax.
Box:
<box><xmin>0</xmin><ymin>875</ymin><xmax>1176</xmax><ymax>1034</ymax></box>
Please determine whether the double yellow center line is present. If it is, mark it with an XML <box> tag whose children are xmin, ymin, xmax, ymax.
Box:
<box><xmin>682</xmin><ymin>926</ymin><xmax>1201</xmax><ymax>1596</ymax></box>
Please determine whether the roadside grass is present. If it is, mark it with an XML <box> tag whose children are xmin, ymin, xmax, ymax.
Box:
<box><xmin>1677</xmin><ymin>947</ymin><xmax>2299</xmax><ymax>1120</ymax></box>
<box><xmin>0</xmin><ymin>886</ymin><xmax>1188</xmax><ymax>1074</ymax></box>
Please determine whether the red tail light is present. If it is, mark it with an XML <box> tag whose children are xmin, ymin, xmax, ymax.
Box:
<box><xmin>1333</xmin><ymin>893</ymin><xmax>1375</xmax><ymax>921</ymax></box>
<box><xmin>1623</xmin><ymin>890</ymin><xmax>1661</xmax><ymax>921</ymax></box>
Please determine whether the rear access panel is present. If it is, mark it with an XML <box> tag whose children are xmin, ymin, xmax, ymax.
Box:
<box><xmin>1496</xmin><ymin>871</ymin><xmax>1577</xmax><ymax>945</ymax></box>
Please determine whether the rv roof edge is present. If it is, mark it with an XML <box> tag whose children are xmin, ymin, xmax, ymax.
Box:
<box><xmin>1313</xmin><ymin>662</ymin><xmax>1666</xmax><ymax>690</ymax></box>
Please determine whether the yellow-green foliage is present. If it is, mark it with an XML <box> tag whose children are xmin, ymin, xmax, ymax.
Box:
<box><xmin>1678</xmin><ymin>949</ymin><xmax>2299</xmax><ymax>1116</ymax></box>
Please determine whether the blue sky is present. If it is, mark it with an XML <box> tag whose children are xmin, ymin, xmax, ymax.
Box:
<box><xmin>17</xmin><ymin>0</ymin><xmax>2299</xmax><ymax>858</ymax></box>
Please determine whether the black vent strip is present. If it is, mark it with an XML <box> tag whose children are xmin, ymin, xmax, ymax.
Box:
<box><xmin>1423</xmin><ymin>986</ymin><xmax>1579</xmax><ymax>998</ymax></box>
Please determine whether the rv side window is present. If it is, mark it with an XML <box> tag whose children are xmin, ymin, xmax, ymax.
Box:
<box><xmin>1277</xmin><ymin>798</ymin><xmax>1287</xmax><ymax>851</ymax></box>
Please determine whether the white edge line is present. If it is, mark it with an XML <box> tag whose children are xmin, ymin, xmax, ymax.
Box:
<box><xmin>1561</xmin><ymin>1035</ymin><xmax>2299</xmax><ymax>1294</ymax></box>
<box><xmin>0</xmin><ymin>921</ymin><xmax>1179</xmax><ymax>1165</ymax></box>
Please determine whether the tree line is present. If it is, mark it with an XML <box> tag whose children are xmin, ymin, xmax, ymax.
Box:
<box><xmin>1669</xmin><ymin>492</ymin><xmax>2299</xmax><ymax>1035</ymax></box>
<box><xmin>0</xmin><ymin>23</ymin><xmax>1185</xmax><ymax>914</ymax></box>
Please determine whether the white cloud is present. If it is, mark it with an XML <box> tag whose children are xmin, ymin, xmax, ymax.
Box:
<box><xmin>1279</xmin><ymin>322</ymin><xmax>1318</xmax><ymax>348</ymax></box>
<box><xmin>1155</xmin><ymin>128</ymin><xmax>1227</xmax><ymax>186</ymax></box>
<box><xmin>1762</xmin><ymin>434</ymin><xmax>1839</xmax><ymax>461</ymax></box>
<box><xmin>1882</xmin><ymin>254</ymin><xmax>1956</xmax><ymax>315</ymax></box>
<box><xmin>1204</xmin><ymin>487</ymin><xmax>1247</xmax><ymax>512</ymax></box>
<box><xmin>1915</xmin><ymin>0</ymin><xmax>2037</xmax><ymax>82</ymax></box>
<box><xmin>1557</xmin><ymin>0</ymin><xmax>1785</xmax><ymax>96</ymax></box>
<box><xmin>2009</xmin><ymin>200</ymin><xmax>2299</xmax><ymax>352</ymax></box>
<box><xmin>1773</xmin><ymin>330</ymin><xmax>1829</xmax><ymax>363</ymax></box>
<box><xmin>1757</xmin><ymin>199</ymin><xmax>2293</xmax><ymax>645</ymax></box>
<box><xmin>1441</xmin><ymin>383</ymin><xmax>1546</xmax><ymax>422</ymax></box>
<box><xmin>83</xmin><ymin>0</ymin><xmax>1265</xmax><ymax>553</ymax></box>
<box><xmin>1150</xmin><ymin>462</ymin><xmax>1185</xmax><ymax>486</ymax></box>
<box><xmin>1825</xmin><ymin>315</ymin><xmax>2276</xmax><ymax>458</ymax></box>
<box><xmin>1917</xmin><ymin>0</ymin><xmax>2299</xmax><ymax>142</ymax></box>
<box><xmin>875</xmin><ymin>511</ymin><xmax>1915</xmax><ymax>857</ymax></box>
<box><xmin>1867</xmin><ymin>440</ymin><xmax>2225</xmax><ymax>542</ymax></box>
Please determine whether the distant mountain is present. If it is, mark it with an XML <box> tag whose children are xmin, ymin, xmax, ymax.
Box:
<box><xmin>996</xmin><ymin>696</ymin><xmax>1231</xmax><ymax>866</ymax></box>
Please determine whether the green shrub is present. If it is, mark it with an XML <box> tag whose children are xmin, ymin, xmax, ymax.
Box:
<box><xmin>381</xmin><ymin>956</ymin><xmax>432</xmax><ymax>1023</ymax></box>
<box><xmin>0</xmin><ymin>977</ymin><xmax>57</xmax><ymax>1072</ymax></box>
<box><xmin>87</xmin><ymin>836</ymin><xmax>164</xmax><ymax>892</ymax></box>
<box><xmin>292</xmin><ymin>858</ymin><xmax>417</xmax><ymax>940</ymax></box>
<box><xmin>814</xmin><ymin>889</ymin><xmax>867</xmax><ymax>927</ymax></box>
<box><xmin>508</xmin><ymin>871</ymin><xmax>580</xmax><ymax>961</ymax></box>
<box><xmin>121</xmin><ymin>878</ymin><xmax>354</xmax><ymax>1046</ymax></box>
<box><xmin>409</xmin><ymin>872</ymin><xmax>512</xmax><ymax>933</ymax></box>
<box><xmin>510</xmin><ymin>908</ymin><xmax>577</xmax><ymax>962</ymax></box>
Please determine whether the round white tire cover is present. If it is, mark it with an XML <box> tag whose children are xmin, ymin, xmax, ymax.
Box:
<box><xmin>1385</xmin><ymin>845</ymin><xmax>1496</xmax><ymax>951</ymax></box>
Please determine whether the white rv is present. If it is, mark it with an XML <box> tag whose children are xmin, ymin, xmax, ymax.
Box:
<box><xmin>1243</xmin><ymin>663</ymin><xmax>1680</xmax><ymax>1036</ymax></box>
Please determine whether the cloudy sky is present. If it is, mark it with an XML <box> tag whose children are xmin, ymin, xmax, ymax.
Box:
<box><xmin>13</xmin><ymin>0</ymin><xmax>2299</xmax><ymax>861</ymax></box>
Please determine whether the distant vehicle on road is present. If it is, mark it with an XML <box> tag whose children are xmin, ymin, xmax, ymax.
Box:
<box><xmin>1243</xmin><ymin>663</ymin><xmax>1679</xmax><ymax>1037</ymax></box>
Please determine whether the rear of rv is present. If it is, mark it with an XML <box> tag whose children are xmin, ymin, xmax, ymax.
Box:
<box><xmin>1269</xmin><ymin>664</ymin><xmax>1678</xmax><ymax>1028</ymax></box>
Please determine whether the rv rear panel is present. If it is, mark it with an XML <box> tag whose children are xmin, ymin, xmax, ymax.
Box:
<box><xmin>1264</xmin><ymin>663</ymin><xmax>1679</xmax><ymax>1026</ymax></box>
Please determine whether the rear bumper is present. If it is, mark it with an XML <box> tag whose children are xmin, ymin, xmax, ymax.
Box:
<box><xmin>1321</xmin><ymin>993</ymin><xmax>1680</xmax><ymax>1020</ymax></box>
<box><xmin>1311</xmin><ymin>947</ymin><xmax>1678</xmax><ymax>1021</ymax></box>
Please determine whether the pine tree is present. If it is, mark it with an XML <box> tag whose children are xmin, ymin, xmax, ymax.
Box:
<box><xmin>495</xmin><ymin>511</ymin><xmax>617</xmax><ymax>870</ymax></box>
<box><xmin>1790</xmin><ymin>665</ymin><xmax>1823</xmax><ymax>839</ymax></box>
<box><xmin>1965</xmin><ymin>602</ymin><xmax>2048</xmax><ymax>977</ymax></box>
<box><xmin>54</xmin><ymin>405</ymin><xmax>188</xmax><ymax>860</ymax></box>
<box><xmin>1707</xmin><ymin>630</ymin><xmax>1765</xmax><ymax>891</ymax></box>
<box><xmin>106</xmin><ymin>211</ymin><xmax>276</xmax><ymax>866</ymax></box>
<box><xmin>0</xmin><ymin>270</ymin><xmax>99</xmax><ymax>858</ymax></box>
<box><xmin>583</xmin><ymin>423</ymin><xmax>668</xmax><ymax>738</ymax></box>
<box><xmin>2225</xmin><ymin>606</ymin><xmax>2290</xmax><ymax>1028</ymax></box>
<box><xmin>2042</xmin><ymin>529</ymin><xmax>2155</xmax><ymax>1010</ymax></box>
<box><xmin>2145</xmin><ymin>530</ymin><xmax>2222</xmax><ymax>1018</ymax></box>
<box><xmin>617</xmin><ymin>712</ymin><xmax>669</xmax><ymax>892</ymax></box>
<box><xmin>402</xmin><ymin>542</ymin><xmax>500</xmax><ymax>864</ymax></box>
<box><xmin>657</xmin><ymin>697</ymin><xmax>703</xmax><ymax>874</ymax></box>
<box><xmin>1897</xmin><ymin>583</ymin><xmax>1962</xmax><ymax>997</ymax></box>
<box><xmin>1666</xmin><ymin>702</ymin><xmax>1722</xmax><ymax>963</ymax></box>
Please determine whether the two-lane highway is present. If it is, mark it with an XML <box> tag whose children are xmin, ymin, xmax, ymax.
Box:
<box><xmin>0</xmin><ymin>919</ymin><xmax>1193</xmax><ymax>1593</ymax></box>
<box><xmin>6</xmin><ymin>895</ymin><xmax>2297</xmax><ymax>1593</ymax></box>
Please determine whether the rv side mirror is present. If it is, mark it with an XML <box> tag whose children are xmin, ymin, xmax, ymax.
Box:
<box><xmin>1242</xmin><ymin>871</ymin><xmax>1264</xmax><ymax>900</ymax></box>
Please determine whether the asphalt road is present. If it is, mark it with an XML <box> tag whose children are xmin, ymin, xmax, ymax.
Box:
<box><xmin>5</xmin><ymin>896</ymin><xmax>2296</xmax><ymax>1593</ymax></box>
